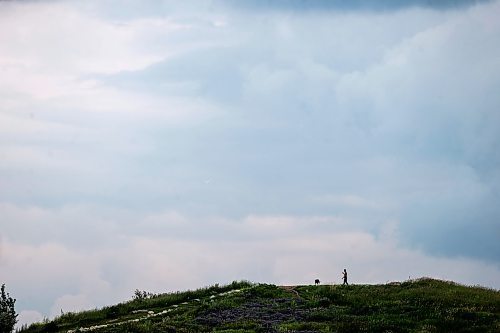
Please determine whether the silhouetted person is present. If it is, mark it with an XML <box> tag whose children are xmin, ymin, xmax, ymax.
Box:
<box><xmin>342</xmin><ymin>269</ymin><xmax>348</xmax><ymax>285</ymax></box>
<box><xmin>315</xmin><ymin>279</ymin><xmax>320</xmax><ymax>285</ymax></box>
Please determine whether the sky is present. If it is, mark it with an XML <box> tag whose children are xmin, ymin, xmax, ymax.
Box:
<box><xmin>1</xmin><ymin>0</ymin><xmax>499</xmax><ymax>328</ymax></box>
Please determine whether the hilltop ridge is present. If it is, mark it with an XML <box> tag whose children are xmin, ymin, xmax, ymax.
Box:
<box><xmin>19</xmin><ymin>278</ymin><xmax>500</xmax><ymax>333</ymax></box>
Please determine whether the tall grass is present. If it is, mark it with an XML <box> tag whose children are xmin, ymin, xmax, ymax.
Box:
<box><xmin>19</xmin><ymin>281</ymin><xmax>252</xmax><ymax>333</ymax></box>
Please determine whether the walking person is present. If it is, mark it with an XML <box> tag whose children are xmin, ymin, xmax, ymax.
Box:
<box><xmin>342</xmin><ymin>269</ymin><xmax>348</xmax><ymax>285</ymax></box>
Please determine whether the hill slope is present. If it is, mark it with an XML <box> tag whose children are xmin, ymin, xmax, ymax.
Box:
<box><xmin>20</xmin><ymin>279</ymin><xmax>500</xmax><ymax>333</ymax></box>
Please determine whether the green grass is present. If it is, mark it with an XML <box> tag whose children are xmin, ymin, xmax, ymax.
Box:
<box><xmin>18</xmin><ymin>278</ymin><xmax>500</xmax><ymax>333</ymax></box>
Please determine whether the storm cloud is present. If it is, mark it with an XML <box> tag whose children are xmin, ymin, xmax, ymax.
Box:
<box><xmin>1</xmin><ymin>0</ymin><xmax>499</xmax><ymax>328</ymax></box>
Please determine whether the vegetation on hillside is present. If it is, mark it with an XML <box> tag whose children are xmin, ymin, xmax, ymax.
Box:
<box><xmin>18</xmin><ymin>279</ymin><xmax>500</xmax><ymax>333</ymax></box>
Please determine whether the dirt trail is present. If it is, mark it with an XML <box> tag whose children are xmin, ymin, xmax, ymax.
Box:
<box><xmin>279</xmin><ymin>285</ymin><xmax>301</xmax><ymax>298</ymax></box>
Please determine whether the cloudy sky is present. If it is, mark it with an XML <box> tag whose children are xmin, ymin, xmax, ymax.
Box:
<box><xmin>1</xmin><ymin>0</ymin><xmax>500</xmax><ymax>327</ymax></box>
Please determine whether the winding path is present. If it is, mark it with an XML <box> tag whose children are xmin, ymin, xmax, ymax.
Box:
<box><xmin>67</xmin><ymin>289</ymin><xmax>244</xmax><ymax>332</ymax></box>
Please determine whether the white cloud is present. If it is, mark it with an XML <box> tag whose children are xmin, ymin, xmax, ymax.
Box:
<box><xmin>312</xmin><ymin>194</ymin><xmax>387</xmax><ymax>210</ymax></box>
<box><xmin>17</xmin><ymin>310</ymin><xmax>44</xmax><ymax>329</ymax></box>
<box><xmin>242</xmin><ymin>215</ymin><xmax>332</xmax><ymax>235</ymax></box>
<box><xmin>0</xmin><ymin>3</ymin><xmax>184</xmax><ymax>77</ymax></box>
<box><xmin>50</xmin><ymin>294</ymin><xmax>94</xmax><ymax>318</ymax></box>
<box><xmin>333</xmin><ymin>0</ymin><xmax>500</xmax><ymax>139</ymax></box>
<box><xmin>0</xmin><ymin>0</ymin><xmax>218</xmax><ymax>133</ymax></box>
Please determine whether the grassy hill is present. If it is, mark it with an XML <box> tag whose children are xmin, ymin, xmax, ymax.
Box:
<box><xmin>19</xmin><ymin>279</ymin><xmax>500</xmax><ymax>333</ymax></box>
